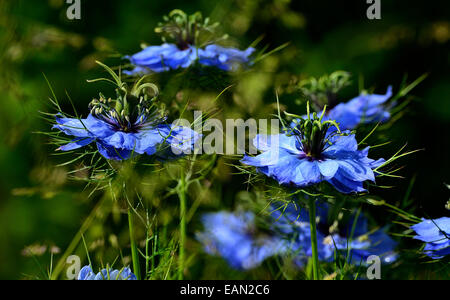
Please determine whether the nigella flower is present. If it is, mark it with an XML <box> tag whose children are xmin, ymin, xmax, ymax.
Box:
<box><xmin>54</xmin><ymin>114</ymin><xmax>198</xmax><ymax>161</ymax></box>
<box><xmin>124</xmin><ymin>43</ymin><xmax>198</xmax><ymax>75</ymax></box>
<box><xmin>271</xmin><ymin>202</ymin><xmax>398</xmax><ymax>267</ymax></box>
<box><xmin>197</xmin><ymin>45</ymin><xmax>255</xmax><ymax>71</ymax></box>
<box><xmin>196</xmin><ymin>211</ymin><xmax>286</xmax><ymax>270</ymax></box>
<box><xmin>77</xmin><ymin>265</ymin><xmax>136</xmax><ymax>280</ymax></box>
<box><xmin>241</xmin><ymin>112</ymin><xmax>385</xmax><ymax>193</ymax></box>
<box><xmin>53</xmin><ymin>90</ymin><xmax>200</xmax><ymax>161</ymax></box>
<box><xmin>326</xmin><ymin>86</ymin><xmax>393</xmax><ymax>130</ymax></box>
<box><xmin>124</xmin><ymin>10</ymin><xmax>254</xmax><ymax>75</ymax></box>
<box><xmin>125</xmin><ymin>43</ymin><xmax>254</xmax><ymax>75</ymax></box>
<box><xmin>270</xmin><ymin>203</ymin><xmax>331</xmax><ymax>265</ymax></box>
<box><xmin>411</xmin><ymin>217</ymin><xmax>450</xmax><ymax>259</ymax></box>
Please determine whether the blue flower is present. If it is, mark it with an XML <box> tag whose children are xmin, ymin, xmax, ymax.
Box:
<box><xmin>241</xmin><ymin>126</ymin><xmax>385</xmax><ymax>194</ymax></box>
<box><xmin>77</xmin><ymin>265</ymin><xmax>137</xmax><ymax>280</ymax></box>
<box><xmin>271</xmin><ymin>203</ymin><xmax>331</xmax><ymax>266</ymax></box>
<box><xmin>124</xmin><ymin>43</ymin><xmax>198</xmax><ymax>75</ymax></box>
<box><xmin>53</xmin><ymin>114</ymin><xmax>199</xmax><ymax>161</ymax></box>
<box><xmin>196</xmin><ymin>211</ymin><xmax>286</xmax><ymax>270</ymax></box>
<box><xmin>125</xmin><ymin>43</ymin><xmax>254</xmax><ymax>75</ymax></box>
<box><xmin>411</xmin><ymin>217</ymin><xmax>450</xmax><ymax>259</ymax></box>
<box><xmin>327</xmin><ymin>86</ymin><xmax>393</xmax><ymax>130</ymax></box>
<box><xmin>198</xmin><ymin>45</ymin><xmax>255</xmax><ymax>71</ymax></box>
<box><xmin>271</xmin><ymin>202</ymin><xmax>398</xmax><ymax>267</ymax></box>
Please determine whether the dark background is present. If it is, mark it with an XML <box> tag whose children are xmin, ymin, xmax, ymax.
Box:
<box><xmin>0</xmin><ymin>0</ymin><xmax>448</xmax><ymax>279</ymax></box>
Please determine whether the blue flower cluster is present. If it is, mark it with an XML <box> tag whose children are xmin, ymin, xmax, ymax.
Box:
<box><xmin>77</xmin><ymin>265</ymin><xmax>137</xmax><ymax>280</ymax></box>
<box><xmin>53</xmin><ymin>114</ymin><xmax>200</xmax><ymax>161</ymax></box>
<box><xmin>324</xmin><ymin>86</ymin><xmax>393</xmax><ymax>131</ymax></box>
<box><xmin>271</xmin><ymin>202</ymin><xmax>398</xmax><ymax>267</ymax></box>
<box><xmin>197</xmin><ymin>203</ymin><xmax>397</xmax><ymax>270</ymax></box>
<box><xmin>411</xmin><ymin>217</ymin><xmax>450</xmax><ymax>259</ymax></box>
<box><xmin>241</xmin><ymin>132</ymin><xmax>384</xmax><ymax>194</ymax></box>
<box><xmin>300</xmin><ymin>87</ymin><xmax>393</xmax><ymax>132</ymax></box>
<box><xmin>125</xmin><ymin>43</ymin><xmax>255</xmax><ymax>75</ymax></box>
<box><xmin>196</xmin><ymin>211</ymin><xmax>286</xmax><ymax>270</ymax></box>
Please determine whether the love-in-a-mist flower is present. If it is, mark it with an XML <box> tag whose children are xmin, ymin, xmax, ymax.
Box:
<box><xmin>271</xmin><ymin>202</ymin><xmax>398</xmax><ymax>267</ymax></box>
<box><xmin>197</xmin><ymin>45</ymin><xmax>255</xmax><ymax>71</ymax></box>
<box><xmin>411</xmin><ymin>217</ymin><xmax>450</xmax><ymax>259</ymax></box>
<box><xmin>196</xmin><ymin>211</ymin><xmax>286</xmax><ymax>270</ymax></box>
<box><xmin>77</xmin><ymin>265</ymin><xmax>136</xmax><ymax>280</ymax></box>
<box><xmin>327</xmin><ymin>86</ymin><xmax>393</xmax><ymax>130</ymax></box>
<box><xmin>53</xmin><ymin>84</ymin><xmax>199</xmax><ymax>161</ymax></box>
<box><xmin>241</xmin><ymin>108</ymin><xmax>385</xmax><ymax>193</ymax></box>
<box><xmin>125</xmin><ymin>43</ymin><xmax>198</xmax><ymax>75</ymax></box>
<box><xmin>299</xmin><ymin>73</ymin><xmax>393</xmax><ymax>131</ymax></box>
<box><xmin>124</xmin><ymin>10</ymin><xmax>254</xmax><ymax>75</ymax></box>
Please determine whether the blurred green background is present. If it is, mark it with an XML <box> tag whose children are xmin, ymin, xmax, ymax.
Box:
<box><xmin>0</xmin><ymin>0</ymin><xmax>448</xmax><ymax>279</ymax></box>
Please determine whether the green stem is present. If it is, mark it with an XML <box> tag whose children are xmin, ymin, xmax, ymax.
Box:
<box><xmin>51</xmin><ymin>197</ymin><xmax>108</xmax><ymax>280</ymax></box>
<box><xmin>177</xmin><ymin>173</ymin><xmax>187</xmax><ymax>280</ymax></box>
<box><xmin>128</xmin><ymin>208</ymin><xmax>141</xmax><ymax>280</ymax></box>
<box><xmin>308</xmin><ymin>197</ymin><xmax>320</xmax><ymax>280</ymax></box>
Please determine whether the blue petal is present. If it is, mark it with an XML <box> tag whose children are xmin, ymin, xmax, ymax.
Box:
<box><xmin>165</xmin><ymin>125</ymin><xmax>202</xmax><ymax>155</ymax></box>
<box><xmin>94</xmin><ymin>269</ymin><xmax>108</xmax><ymax>280</ymax></box>
<box><xmin>424</xmin><ymin>241</ymin><xmax>450</xmax><ymax>259</ymax></box>
<box><xmin>123</xmin><ymin>66</ymin><xmax>155</xmax><ymax>76</ymax></box>
<box><xmin>120</xmin><ymin>267</ymin><xmax>137</xmax><ymax>280</ymax></box>
<box><xmin>137</xmin><ymin>125</ymin><xmax>171</xmax><ymax>155</ymax></box>
<box><xmin>126</xmin><ymin>43</ymin><xmax>197</xmax><ymax>73</ymax></box>
<box><xmin>327</xmin><ymin>86</ymin><xmax>393</xmax><ymax>130</ymax></box>
<box><xmin>252</xmin><ymin>134</ymin><xmax>299</xmax><ymax>154</ymax></box>
<box><xmin>96</xmin><ymin>142</ymin><xmax>132</xmax><ymax>161</ymax></box>
<box><xmin>327</xmin><ymin>170</ymin><xmax>367</xmax><ymax>193</ymax></box>
<box><xmin>53</xmin><ymin>114</ymin><xmax>113</xmax><ymax>138</ymax></box>
<box><xmin>102</xmin><ymin>131</ymin><xmax>140</xmax><ymax>152</ymax></box>
<box><xmin>317</xmin><ymin>160</ymin><xmax>339</xmax><ymax>179</ymax></box>
<box><xmin>324</xmin><ymin>134</ymin><xmax>358</xmax><ymax>154</ymax></box>
<box><xmin>335</xmin><ymin>159</ymin><xmax>375</xmax><ymax>182</ymax></box>
<box><xmin>59</xmin><ymin>137</ymin><xmax>94</xmax><ymax>151</ymax></box>
<box><xmin>241</xmin><ymin>150</ymin><xmax>280</xmax><ymax>167</ymax></box>
<box><xmin>77</xmin><ymin>265</ymin><xmax>93</xmax><ymax>280</ymax></box>
<box><xmin>198</xmin><ymin>45</ymin><xmax>254</xmax><ymax>71</ymax></box>
<box><xmin>197</xmin><ymin>211</ymin><xmax>284</xmax><ymax>270</ymax></box>
<box><xmin>327</xmin><ymin>106</ymin><xmax>361</xmax><ymax>131</ymax></box>
<box><xmin>411</xmin><ymin>217</ymin><xmax>450</xmax><ymax>244</ymax></box>
<box><xmin>297</xmin><ymin>160</ymin><xmax>322</xmax><ymax>185</ymax></box>
<box><xmin>264</xmin><ymin>150</ymin><xmax>303</xmax><ymax>185</ymax></box>
<box><xmin>109</xmin><ymin>270</ymin><xmax>119</xmax><ymax>280</ymax></box>
<box><xmin>100</xmin><ymin>125</ymin><xmax>172</xmax><ymax>156</ymax></box>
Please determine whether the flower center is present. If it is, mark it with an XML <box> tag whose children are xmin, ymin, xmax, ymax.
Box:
<box><xmin>89</xmin><ymin>87</ymin><xmax>164</xmax><ymax>133</ymax></box>
<box><xmin>288</xmin><ymin>103</ymin><xmax>341</xmax><ymax>160</ymax></box>
<box><xmin>155</xmin><ymin>10</ymin><xmax>225</xmax><ymax>50</ymax></box>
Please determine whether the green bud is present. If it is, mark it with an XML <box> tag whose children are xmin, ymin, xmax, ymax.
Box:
<box><xmin>115</xmin><ymin>100</ymin><xmax>123</xmax><ymax>114</ymax></box>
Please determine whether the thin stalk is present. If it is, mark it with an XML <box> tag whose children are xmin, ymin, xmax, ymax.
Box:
<box><xmin>145</xmin><ymin>228</ymin><xmax>150</xmax><ymax>278</ymax></box>
<box><xmin>177</xmin><ymin>173</ymin><xmax>187</xmax><ymax>280</ymax></box>
<box><xmin>308</xmin><ymin>197</ymin><xmax>320</xmax><ymax>280</ymax></box>
<box><xmin>51</xmin><ymin>197</ymin><xmax>107</xmax><ymax>280</ymax></box>
<box><xmin>128</xmin><ymin>208</ymin><xmax>141</xmax><ymax>280</ymax></box>
<box><xmin>152</xmin><ymin>229</ymin><xmax>157</xmax><ymax>274</ymax></box>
